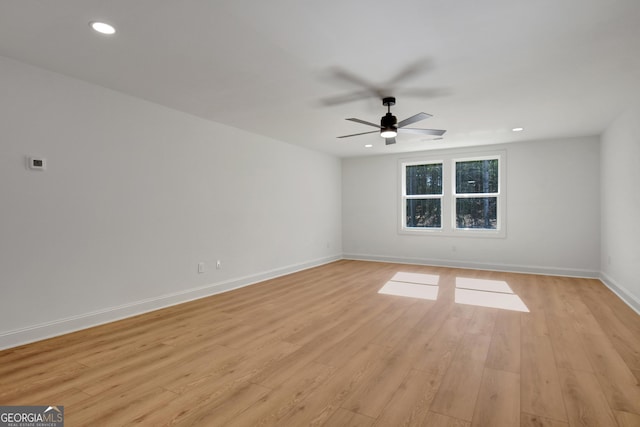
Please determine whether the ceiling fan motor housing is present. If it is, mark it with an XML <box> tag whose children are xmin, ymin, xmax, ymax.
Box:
<box><xmin>380</xmin><ymin>112</ymin><xmax>398</xmax><ymax>138</ymax></box>
<box><xmin>380</xmin><ymin>96</ymin><xmax>398</xmax><ymax>136</ymax></box>
<box><xmin>381</xmin><ymin>112</ymin><xmax>397</xmax><ymax>128</ymax></box>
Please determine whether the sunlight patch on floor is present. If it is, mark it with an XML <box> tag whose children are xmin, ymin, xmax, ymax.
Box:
<box><xmin>379</xmin><ymin>281</ymin><xmax>439</xmax><ymax>301</ymax></box>
<box><xmin>390</xmin><ymin>272</ymin><xmax>440</xmax><ymax>286</ymax></box>
<box><xmin>378</xmin><ymin>273</ymin><xmax>528</xmax><ymax>310</ymax></box>
<box><xmin>454</xmin><ymin>277</ymin><xmax>529</xmax><ymax>312</ymax></box>
<box><xmin>455</xmin><ymin>277</ymin><xmax>513</xmax><ymax>293</ymax></box>
<box><xmin>378</xmin><ymin>272</ymin><xmax>441</xmax><ymax>300</ymax></box>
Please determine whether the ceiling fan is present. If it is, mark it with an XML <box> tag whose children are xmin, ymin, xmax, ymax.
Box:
<box><xmin>337</xmin><ymin>97</ymin><xmax>446</xmax><ymax>145</ymax></box>
<box><xmin>320</xmin><ymin>59</ymin><xmax>447</xmax><ymax>106</ymax></box>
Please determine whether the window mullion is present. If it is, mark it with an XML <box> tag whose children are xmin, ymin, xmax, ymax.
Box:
<box><xmin>442</xmin><ymin>158</ymin><xmax>453</xmax><ymax>232</ymax></box>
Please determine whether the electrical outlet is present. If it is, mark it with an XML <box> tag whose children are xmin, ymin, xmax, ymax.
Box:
<box><xmin>198</xmin><ymin>262</ymin><xmax>205</xmax><ymax>273</ymax></box>
<box><xmin>216</xmin><ymin>260</ymin><xmax>221</xmax><ymax>269</ymax></box>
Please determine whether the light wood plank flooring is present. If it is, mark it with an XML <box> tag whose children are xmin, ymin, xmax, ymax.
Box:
<box><xmin>1</xmin><ymin>260</ymin><xmax>639</xmax><ymax>426</ymax></box>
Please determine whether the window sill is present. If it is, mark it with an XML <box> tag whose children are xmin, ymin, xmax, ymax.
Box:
<box><xmin>399</xmin><ymin>227</ymin><xmax>506</xmax><ymax>239</ymax></box>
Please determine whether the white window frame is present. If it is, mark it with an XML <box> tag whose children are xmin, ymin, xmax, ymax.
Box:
<box><xmin>401</xmin><ymin>159</ymin><xmax>444</xmax><ymax>230</ymax></box>
<box><xmin>399</xmin><ymin>150</ymin><xmax>506</xmax><ymax>238</ymax></box>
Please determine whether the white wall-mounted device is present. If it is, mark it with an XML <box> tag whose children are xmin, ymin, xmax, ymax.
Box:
<box><xmin>28</xmin><ymin>157</ymin><xmax>47</xmax><ymax>171</ymax></box>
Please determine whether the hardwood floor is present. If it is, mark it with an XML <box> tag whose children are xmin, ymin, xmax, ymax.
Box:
<box><xmin>1</xmin><ymin>260</ymin><xmax>639</xmax><ymax>426</ymax></box>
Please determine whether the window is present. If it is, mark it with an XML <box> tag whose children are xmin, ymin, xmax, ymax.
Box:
<box><xmin>455</xmin><ymin>158</ymin><xmax>499</xmax><ymax>229</ymax></box>
<box><xmin>403</xmin><ymin>162</ymin><xmax>443</xmax><ymax>228</ymax></box>
<box><xmin>400</xmin><ymin>151</ymin><xmax>505</xmax><ymax>237</ymax></box>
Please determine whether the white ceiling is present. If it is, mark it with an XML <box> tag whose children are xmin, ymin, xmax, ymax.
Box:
<box><xmin>1</xmin><ymin>0</ymin><xmax>639</xmax><ymax>157</ymax></box>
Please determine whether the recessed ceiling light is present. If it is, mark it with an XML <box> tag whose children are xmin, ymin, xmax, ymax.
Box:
<box><xmin>90</xmin><ymin>21</ymin><xmax>116</xmax><ymax>35</ymax></box>
<box><xmin>512</xmin><ymin>127</ymin><xmax>524</xmax><ymax>132</ymax></box>
<box><xmin>364</xmin><ymin>144</ymin><xmax>373</xmax><ymax>148</ymax></box>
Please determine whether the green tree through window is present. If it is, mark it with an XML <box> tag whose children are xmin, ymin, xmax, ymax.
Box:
<box><xmin>455</xmin><ymin>159</ymin><xmax>499</xmax><ymax>229</ymax></box>
<box><xmin>405</xmin><ymin>163</ymin><xmax>442</xmax><ymax>228</ymax></box>
<box><xmin>401</xmin><ymin>154</ymin><xmax>503</xmax><ymax>235</ymax></box>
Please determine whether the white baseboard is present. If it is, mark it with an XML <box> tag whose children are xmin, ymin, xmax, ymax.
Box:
<box><xmin>3</xmin><ymin>254</ymin><xmax>635</xmax><ymax>351</ymax></box>
<box><xmin>600</xmin><ymin>272</ymin><xmax>640</xmax><ymax>315</ymax></box>
<box><xmin>0</xmin><ymin>255</ymin><xmax>341</xmax><ymax>351</ymax></box>
<box><xmin>345</xmin><ymin>253</ymin><xmax>640</xmax><ymax>315</ymax></box>
<box><xmin>343</xmin><ymin>253</ymin><xmax>600</xmax><ymax>278</ymax></box>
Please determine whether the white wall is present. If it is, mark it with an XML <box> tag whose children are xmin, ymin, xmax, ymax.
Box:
<box><xmin>0</xmin><ymin>56</ymin><xmax>342</xmax><ymax>349</ymax></box>
<box><xmin>601</xmin><ymin>106</ymin><xmax>640</xmax><ymax>312</ymax></box>
<box><xmin>343</xmin><ymin>137</ymin><xmax>601</xmax><ymax>276</ymax></box>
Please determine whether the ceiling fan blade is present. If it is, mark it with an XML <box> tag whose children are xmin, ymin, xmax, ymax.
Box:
<box><xmin>385</xmin><ymin>137</ymin><xmax>396</xmax><ymax>145</ymax></box>
<box><xmin>337</xmin><ymin>130</ymin><xmax>379</xmax><ymax>139</ymax></box>
<box><xmin>329</xmin><ymin>68</ymin><xmax>386</xmax><ymax>98</ymax></box>
<box><xmin>320</xmin><ymin>90</ymin><xmax>373</xmax><ymax>106</ymax></box>
<box><xmin>385</xmin><ymin>58</ymin><xmax>433</xmax><ymax>86</ymax></box>
<box><xmin>396</xmin><ymin>87</ymin><xmax>450</xmax><ymax>99</ymax></box>
<box><xmin>397</xmin><ymin>112</ymin><xmax>432</xmax><ymax>128</ymax></box>
<box><xmin>346</xmin><ymin>118</ymin><xmax>381</xmax><ymax>128</ymax></box>
<box><xmin>399</xmin><ymin>128</ymin><xmax>447</xmax><ymax>136</ymax></box>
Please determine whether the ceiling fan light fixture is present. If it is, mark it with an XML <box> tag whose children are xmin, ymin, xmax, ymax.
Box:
<box><xmin>380</xmin><ymin>127</ymin><xmax>397</xmax><ymax>138</ymax></box>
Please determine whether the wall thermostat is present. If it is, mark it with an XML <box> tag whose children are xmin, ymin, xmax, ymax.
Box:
<box><xmin>28</xmin><ymin>157</ymin><xmax>47</xmax><ymax>171</ymax></box>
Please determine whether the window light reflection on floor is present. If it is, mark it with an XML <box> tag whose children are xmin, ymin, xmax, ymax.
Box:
<box><xmin>378</xmin><ymin>272</ymin><xmax>440</xmax><ymax>301</ymax></box>
<box><xmin>454</xmin><ymin>277</ymin><xmax>529</xmax><ymax>312</ymax></box>
<box><xmin>390</xmin><ymin>272</ymin><xmax>440</xmax><ymax>286</ymax></box>
<box><xmin>455</xmin><ymin>277</ymin><xmax>513</xmax><ymax>293</ymax></box>
<box><xmin>377</xmin><ymin>272</ymin><xmax>529</xmax><ymax>312</ymax></box>
<box><xmin>378</xmin><ymin>281</ymin><xmax>439</xmax><ymax>301</ymax></box>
